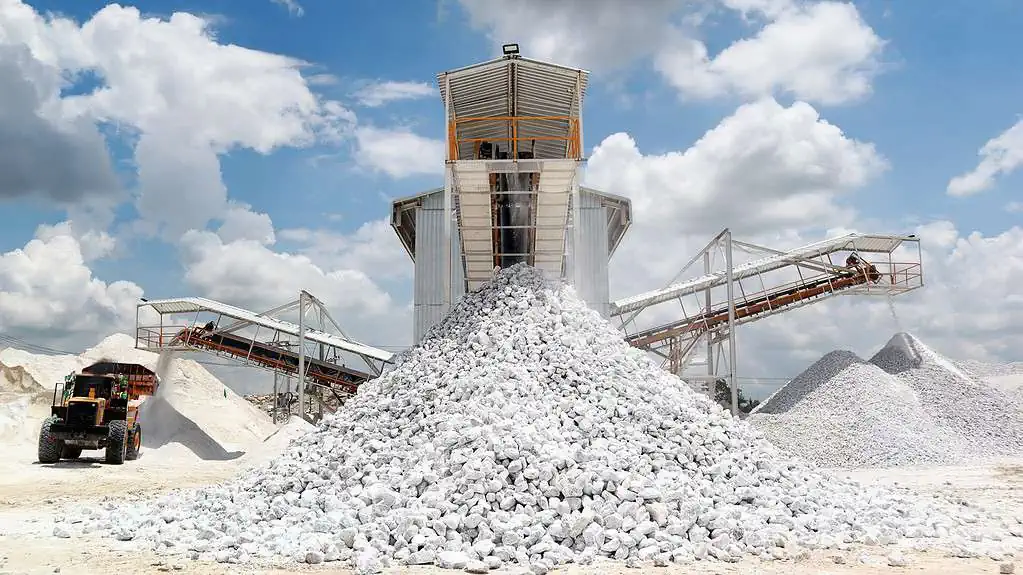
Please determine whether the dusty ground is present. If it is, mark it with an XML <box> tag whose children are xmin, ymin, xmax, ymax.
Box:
<box><xmin>0</xmin><ymin>452</ymin><xmax>1021</xmax><ymax>575</ymax></box>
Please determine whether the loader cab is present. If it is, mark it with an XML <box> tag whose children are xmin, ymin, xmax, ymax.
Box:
<box><xmin>71</xmin><ymin>374</ymin><xmax>117</xmax><ymax>400</ymax></box>
<box><xmin>54</xmin><ymin>373</ymin><xmax>128</xmax><ymax>428</ymax></box>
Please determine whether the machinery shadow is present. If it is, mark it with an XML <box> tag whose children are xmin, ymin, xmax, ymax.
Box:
<box><xmin>33</xmin><ymin>459</ymin><xmax>101</xmax><ymax>469</ymax></box>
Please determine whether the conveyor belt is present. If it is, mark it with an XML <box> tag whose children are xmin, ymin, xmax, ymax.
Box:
<box><xmin>172</xmin><ymin>328</ymin><xmax>371</xmax><ymax>394</ymax></box>
<box><xmin>627</xmin><ymin>267</ymin><xmax>874</xmax><ymax>349</ymax></box>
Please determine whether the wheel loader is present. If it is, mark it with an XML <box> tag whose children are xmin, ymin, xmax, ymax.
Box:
<box><xmin>38</xmin><ymin>362</ymin><xmax>158</xmax><ymax>465</ymax></box>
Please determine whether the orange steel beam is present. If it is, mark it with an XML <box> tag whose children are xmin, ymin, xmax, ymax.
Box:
<box><xmin>174</xmin><ymin>330</ymin><xmax>363</xmax><ymax>394</ymax></box>
<box><xmin>628</xmin><ymin>272</ymin><xmax>871</xmax><ymax>349</ymax></box>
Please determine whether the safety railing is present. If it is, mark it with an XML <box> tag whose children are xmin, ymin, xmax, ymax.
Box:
<box><xmin>885</xmin><ymin>261</ymin><xmax>923</xmax><ymax>291</ymax></box>
<box><xmin>448</xmin><ymin>115</ymin><xmax>581</xmax><ymax>161</ymax></box>
<box><xmin>135</xmin><ymin>325</ymin><xmax>183</xmax><ymax>350</ymax></box>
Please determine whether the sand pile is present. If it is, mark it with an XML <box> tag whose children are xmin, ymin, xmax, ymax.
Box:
<box><xmin>0</xmin><ymin>392</ymin><xmax>53</xmax><ymax>446</ymax></box>
<box><xmin>55</xmin><ymin>265</ymin><xmax>1023</xmax><ymax>571</ymax></box>
<box><xmin>0</xmin><ymin>347</ymin><xmax>82</xmax><ymax>393</ymax></box>
<box><xmin>0</xmin><ymin>334</ymin><xmax>275</xmax><ymax>460</ymax></box>
<box><xmin>749</xmin><ymin>332</ymin><xmax>1023</xmax><ymax>468</ymax></box>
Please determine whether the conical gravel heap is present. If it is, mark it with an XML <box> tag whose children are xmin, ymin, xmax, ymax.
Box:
<box><xmin>58</xmin><ymin>265</ymin><xmax>1021</xmax><ymax>571</ymax></box>
<box><xmin>870</xmin><ymin>333</ymin><xmax>1023</xmax><ymax>457</ymax></box>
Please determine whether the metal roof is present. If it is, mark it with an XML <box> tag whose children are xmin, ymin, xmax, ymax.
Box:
<box><xmin>140</xmin><ymin>297</ymin><xmax>393</xmax><ymax>363</ymax></box>
<box><xmin>611</xmin><ymin>233</ymin><xmax>919</xmax><ymax>315</ymax></box>
<box><xmin>438</xmin><ymin>56</ymin><xmax>589</xmax><ymax>161</ymax></box>
<box><xmin>581</xmin><ymin>187</ymin><xmax>632</xmax><ymax>257</ymax></box>
<box><xmin>391</xmin><ymin>188</ymin><xmax>441</xmax><ymax>261</ymax></box>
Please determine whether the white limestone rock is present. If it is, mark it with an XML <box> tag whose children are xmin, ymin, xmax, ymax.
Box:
<box><xmin>53</xmin><ymin>265</ymin><xmax>1023</xmax><ymax>571</ymax></box>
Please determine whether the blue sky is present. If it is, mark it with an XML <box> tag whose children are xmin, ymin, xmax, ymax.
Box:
<box><xmin>1</xmin><ymin>0</ymin><xmax>1021</xmax><ymax>390</ymax></box>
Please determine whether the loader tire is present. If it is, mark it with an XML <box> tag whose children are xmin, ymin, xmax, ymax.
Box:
<box><xmin>125</xmin><ymin>424</ymin><xmax>141</xmax><ymax>461</ymax></box>
<box><xmin>105</xmin><ymin>420</ymin><xmax>128</xmax><ymax>465</ymax></box>
<box><xmin>38</xmin><ymin>416</ymin><xmax>63</xmax><ymax>464</ymax></box>
<box><xmin>61</xmin><ymin>446</ymin><xmax>82</xmax><ymax>460</ymax></box>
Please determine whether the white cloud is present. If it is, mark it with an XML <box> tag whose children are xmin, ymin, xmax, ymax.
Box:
<box><xmin>0</xmin><ymin>223</ymin><xmax>145</xmax><ymax>349</ymax></box>
<box><xmin>947</xmin><ymin>119</ymin><xmax>1023</xmax><ymax>197</ymax></box>
<box><xmin>587</xmin><ymin>98</ymin><xmax>885</xmax><ymax>294</ymax></box>
<box><xmin>35</xmin><ymin>221</ymin><xmax>117</xmax><ymax>262</ymax></box>
<box><xmin>354</xmin><ymin>126</ymin><xmax>444</xmax><ymax>178</ymax></box>
<box><xmin>271</xmin><ymin>0</ymin><xmax>305</xmax><ymax>17</ymax></box>
<box><xmin>457</xmin><ymin>0</ymin><xmax>684</xmax><ymax>72</ymax></box>
<box><xmin>458</xmin><ymin>0</ymin><xmax>885</xmax><ymax>105</ymax></box>
<box><xmin>216</xmin><ymin>203</ymin><xmax>276</xmax><ymax>246</ymax></box>
<box><xmin>656</xmin><ymin>2</ymin><xmax>885</xmax><ymax>104</ymax></box>
<box><xmin>354</xmin><ymin>80</ymin><xmax>436</xmax><ymax>107</ymax></box>
<box><xmin>279</xmin><ymin>219</ymin><xmax>412</xmax><ymax>281</ymax></box>
<box><xmin>1007</xmin><ymin>201</ymin><xmax>1023</xmax><ymax>214</ymax></box>
<box><xmin>0</xmin><ymin>2</ymin><xmax>353</xmax><ymax>238</ymax></box>
<box><xmin>178</xmin><ymin>227</ymin><xmax>411</xmax><ymax>348</ymax></box>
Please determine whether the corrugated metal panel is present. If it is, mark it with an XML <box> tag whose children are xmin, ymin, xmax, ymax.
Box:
<box><xmin>412</xmin><ymin>190</ymin><xmax>467</xmax><ymax>343</ymax></box>
<box><xmin>148</xmin><ymin>299</ymin><xmax>204</xmax><ymax>314</ymax></box>
<box><xmin>414</xmin><ymin>191</ymin><xmax>446</xmax><ymax>342</ymax></box>
<box><xmin>572</xmin><ymin>190</ymin><xmax>611</xmax><ymax>317</ymax></box>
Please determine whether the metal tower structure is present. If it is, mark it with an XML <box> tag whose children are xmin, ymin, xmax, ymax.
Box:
<box><xmin>612</xmin><ymin>230</ymin><xmax>924</xmax><ymax>414</ymax></box>
<box><xmin>135</xmin><ymin>292</ymin><xmax>392</xmax><ymax>423</ymax></box>
<box><xmin>392</xmin><ymin>44</ymin><xmax>632</xmax><ymax>342</ymax></box>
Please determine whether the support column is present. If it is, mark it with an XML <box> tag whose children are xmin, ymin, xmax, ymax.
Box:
<box><xmin>443</xmin><ymin>73</ymin><xmax>454</xmax><ymax>312</ymax></box>
<box><xmin>272</xmin><ymin>371</ymin><xmax>279</xmax><ymax>423</ymax></box>
<box><xmin>724</xmin><ymin>230</ymin><xmax>738</xmax><ymax>416</ymax></box>
<box><xmin>298</xmin><ymin>292</ymin><xmax>306</xmax><ymax>423</ymax></box>
<box><xmin>704</xmin><ymin>251</ymin><xmax>713</xmax><ymax>391</ymax></box>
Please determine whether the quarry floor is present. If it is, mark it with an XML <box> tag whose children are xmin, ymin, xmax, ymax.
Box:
<box><xmin>0</xmin><ymin>449</ymin><xmax>1019</xmax><ymax>575</ymax></box>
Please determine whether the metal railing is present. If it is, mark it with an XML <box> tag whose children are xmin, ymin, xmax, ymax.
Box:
<box><xmin>448</xmin><ymin>115</ymin><xmax>581</xmax><ymax>161</ymax></box>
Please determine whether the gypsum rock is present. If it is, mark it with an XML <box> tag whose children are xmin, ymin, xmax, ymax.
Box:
<box><xmin>749</xmin><ymin>332</ymin><xmax>1023</xmax><ymax>468</ymax></box>
<box><xmin>870</xmin><ymin>333</ymin><xmax>1023</xmax><ymax>458</ymax></box>
<box><xmin>58</xmin><ymin>265</ymin><xmax>1023</xmax><ymax>570</ymax></box>
<box><xmin>748</xmin><ymin>361</ymin><xmax>975</xmax><ymax>468</ymax></box>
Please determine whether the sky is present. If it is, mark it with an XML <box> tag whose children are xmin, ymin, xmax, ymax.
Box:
<box><xmin>0</xmin><ymin>0</ymin><xmax>1021</xmax><ymax>398</ymax></box>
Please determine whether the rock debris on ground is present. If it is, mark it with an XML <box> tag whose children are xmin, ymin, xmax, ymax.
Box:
<box><xmin>47</xmin><ymin>266</ymin><xmax>1023</xmax><ymax>571</ymax></box>
<box><xmin>749</xmin><ymin>332</ymin><xmax>1023</xmax><ymax>468</ymax></box>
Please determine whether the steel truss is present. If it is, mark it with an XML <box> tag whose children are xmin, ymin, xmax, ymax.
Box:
<box><xmin>612</xmin><ymin>229</ymin><xmax>923</xmax><ymax>415</ymax></box>
<box><xmin>135</xmin><ymin>292</ymin><xmax>393</xmax><ymax>424</ymax></box>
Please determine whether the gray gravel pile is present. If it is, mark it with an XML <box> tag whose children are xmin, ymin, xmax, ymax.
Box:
<box><xmin>870</xmin><ymin>333</ymin><xmax>1023</xmax><ymax>456</ymax></box>
<box><xmin>749</xmin><ymin>332</ymin><xmax>1023</xmax><ymax>468</ymax></box>
<box><xmin>748</xmin><ymin>359</ymin><xmax>972</xmax><ymax>467</ymax></box>
<box><xmin>752</xmin><ymin>350</ymin><xmax>861</xmax><ymax>415</ymax></box>
<box><xmin>49</xmin><ymin>266</ymin><xmax>1023</xmax><ymax>571</ymax></box>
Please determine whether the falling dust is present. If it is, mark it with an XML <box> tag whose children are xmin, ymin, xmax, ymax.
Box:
<box><xmin>138</xmin><ymin>351</ymin><xmax>246</xmax><ymax>461</ymax></box>
<box><xmin>887</xmin><ymin>293</ymin><xmax>904</xmax><ymax>332</ymax></box>
<box><xmin>153</xmin><ymin>351</ymin><xmax>177</xmax><ymax>401</ymax></box>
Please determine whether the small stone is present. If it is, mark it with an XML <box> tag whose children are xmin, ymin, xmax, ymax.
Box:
<box><xmin>464</xmin><ymin>560</ymin><xmax>489</xmax><ymax>574</ymax></box>
<box><xmin>887</xmin><ymin>551</ymin><xmax>909</xmax><ymax>567</ymax></box>
<box><xmin>1001</xmin><ymin>563</ymin><xmax>1015</xmax><ymax>575</ymax></box>
<box><xmin>832</xmin><ymin>555</ymin><xmax>846</xmax><ymax>565</ymax></box>
<box><xmin>437</xmin><ymin>551</ymin><xmax>469</xmax><ymax>570</ymax></box>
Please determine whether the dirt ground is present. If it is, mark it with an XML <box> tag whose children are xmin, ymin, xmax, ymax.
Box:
<box><xmin>0</xmin><ymin>450</ymin><xmax>1021</xmax><ymax>575</ymax></box>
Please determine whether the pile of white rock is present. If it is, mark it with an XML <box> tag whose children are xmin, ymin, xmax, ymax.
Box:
<box><xmin>749</xmin><ymin>332</ymin><xmax>1023</xmax><ymax>468</ymax></box>
<box><xmin>55</xmin><ymin>265</ymin><xmax>1022</xmax><ymax>571</ymax></box>
<box><xmin>871</xmin><ymin>333</ymin><xmax>1023</xmax><ymax>453</ymax></box>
